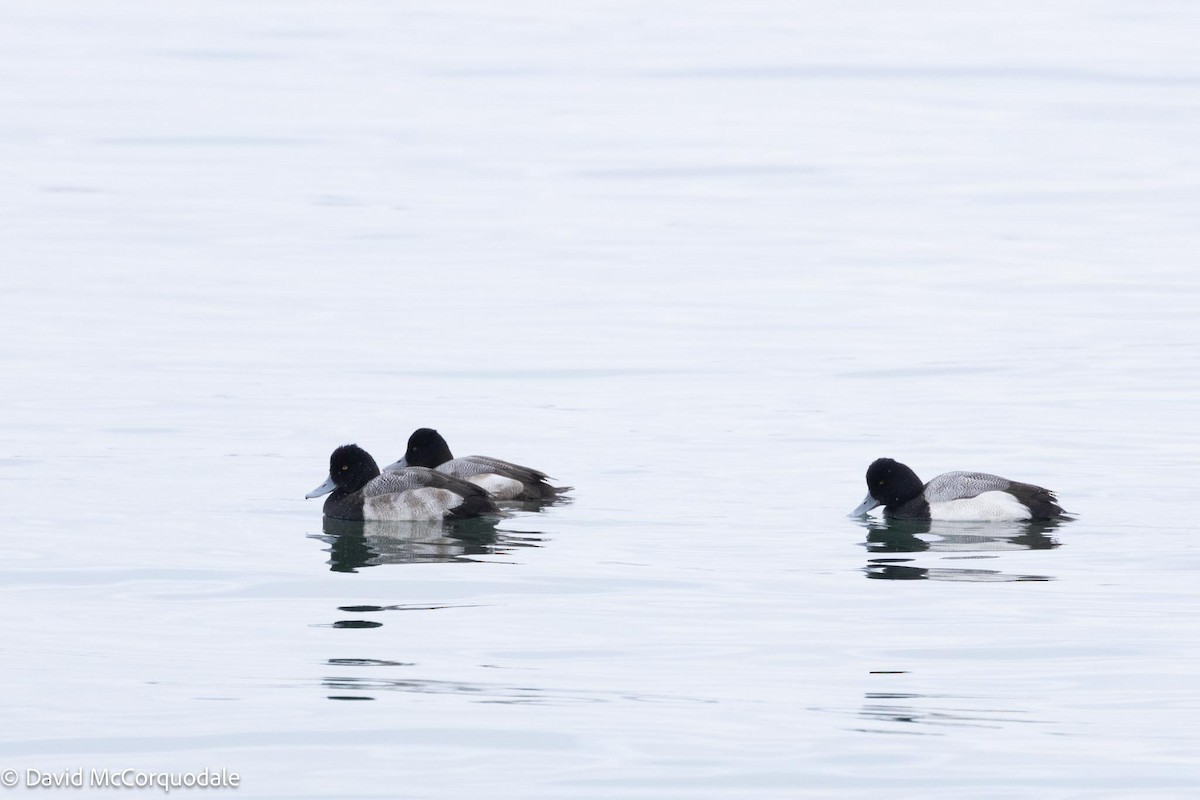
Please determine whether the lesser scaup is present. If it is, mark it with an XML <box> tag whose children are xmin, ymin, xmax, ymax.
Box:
<box><xmin>851</xmin><ymin>457</ymin><xmax>1067</xmax><ymax>521</ymax></box>
<box><xmin>307</xmin><ymin>443</ymin><xmax>500</xmax><ymax>521</ymax></box>
<box><xmin>383</xmin><ymin>428</ymin><xmax>570</xmax><ymax>502</ymax></box>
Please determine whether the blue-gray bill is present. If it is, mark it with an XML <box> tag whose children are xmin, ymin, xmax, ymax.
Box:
<box><xmin>850</xmin><ymin>492</ymin><xmax>880</xmax><ymax>517</ymax></box>
<box><xmin>382</xmin><ymin>457</ymin><xmax>407</xmax><ymax>473</ymax></box>
<box><xmin>306</xmin><ymin>475</ymin><xmax>336</xmax><ymax>499</ymax></box>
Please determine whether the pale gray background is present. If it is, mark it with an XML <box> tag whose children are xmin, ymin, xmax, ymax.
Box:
<box><xmin>2</xmin><ymin>1</ymin><xmax>1198</xmax><ymax>797</ymax></box>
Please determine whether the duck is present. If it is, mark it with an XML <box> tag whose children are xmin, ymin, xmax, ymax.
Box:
<box><xmin>306</xmin><ymin>443</ymin><xmax>501</xmax><ymax>521</ymax></box>
<box><xmin>383</xmin><ymin>428</ymin><xmax>570</xmax><ymax>502</ymax></box>
<box><xmin>850</xmin><ymin>457</ymin><xmax>1066</xmax><ymax>521</ymax></box>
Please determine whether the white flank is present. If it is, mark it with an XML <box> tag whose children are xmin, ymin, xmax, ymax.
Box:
<box><xmin>929</xmin><ymin>491</ymin><xmax>1032</xmax><ymax>522</ymax></box>
<box><xmin>363</xmin><ymin>488</ymin><xmax>464</xmax><ymax>521</ymax></box>
<box><xmin>468</xmin><ymin>473</ymin><xmax>524</xmax><ymax>500</ymax></box>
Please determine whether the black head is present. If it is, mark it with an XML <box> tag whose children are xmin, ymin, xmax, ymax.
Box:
<box><xmin>403</xmin><ymin>428</ymin><xmax>454</xmax><ymax>468</ymax></box>
<box><xmin>327</xmin><ymin>444</ymin><xmax>381</xmax><ymax>493</ymax></box>
<box><xmin>865</xmin><ymin>458</ymin><xmax>924</xmax><ymax>507</ymax></box>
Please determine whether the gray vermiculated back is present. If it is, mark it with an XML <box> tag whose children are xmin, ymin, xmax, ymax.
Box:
<box><xmin>366</xmin><ymin>466</ymin><xmax>489</xmax><ymax>499</ymax></box>
<box><xmin>923</xmin><ymin>471</ymin><xmax>1013</xmax><ymax>502</ymax></box>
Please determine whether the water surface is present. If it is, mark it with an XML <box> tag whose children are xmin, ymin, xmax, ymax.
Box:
<box><xmin>2</xmin><ymin>1</ymin><xmax>1199</xmax><ymax>797</ymax></box>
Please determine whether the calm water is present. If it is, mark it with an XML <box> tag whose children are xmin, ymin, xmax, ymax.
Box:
<box><xmin>2</xmin><ymin>1</ymin><xmax>1199</xmax><ymax>797</ymax></box>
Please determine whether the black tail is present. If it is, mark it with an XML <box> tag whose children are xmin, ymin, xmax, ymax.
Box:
<box><xmin>1008</xmin><ymin>482</ymin><xmax>1067</xmax><ymax>521</ymax></box>
<box><xmin>531</xmin><ymin>482</ymin><xmax>572</xmax><ymax>501</ymax></box>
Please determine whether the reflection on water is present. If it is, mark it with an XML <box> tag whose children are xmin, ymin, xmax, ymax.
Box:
<box><xmin>337</xmin><ymin>603</ymin><xmax>483</xmax><ymax>613</ymax></box>
<box><xmin>321</xmin><ymin>667</ymin><xmax>719</xmax><ymax>706</ymax></box>
<box><xmin>310</xmin><ymin>517</ymin><xmax>543</xmax><ymax>571</ymax></box>
<box><xmin>856</xmin><ymin>517</ymin><xmax>1065</xmax><ymax>582</ymax></box>
<box><xmin>319</xmin><ymin>603</ymin><xmax>487</xmax><ymax>630</ymax></box>
<box><xmin>322</xmin><ymin>675</ymin><xmax>570</xmax><ymax>705</ymax></box>
<box><xmin>859</xmin><ymin>517</ymin><xmax>1065</xmax><ymax>553</ymax></box>
<box><xmin>508</xmin><ymin>498</ymin><xmax>575</xmax><ymax>515</ymax></box>
<box><xmin>852</xmin><ymin>691</ymin><xmax>1048</xmax><ymax>735</ymax></box>
<box><xmin>865</xmin><ymin>561</ymin><xmax>1053</xmax><ymax>582</ymax></box>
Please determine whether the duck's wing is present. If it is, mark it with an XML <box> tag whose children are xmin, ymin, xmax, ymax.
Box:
<box><xmin>459</xmin><ymin>455</ymin><xmax>571</xmax><ymax>499</ymax></box>
<box><xmin>428</xmin><ymin>458</ymin><xmax>547</xmax><ymax>501</ymax></box>
<box><xmin>365</xmin><ymin>466</ymin><xmax>502</xmax><ymax>518</ymax></box>
<box><xmin>365</xmin><ymin>466</ymin><xmax>493</xmax><ymax>501</ymax></box>
<box><xmin>462</xmin><ymin>455</ymin><xmax>552</xmax><ymax>483</ymax></box>
<box><xmin>923</xmin><ymin>471</ymin><xmax>1013</xmax><ymax>502</ymax></box>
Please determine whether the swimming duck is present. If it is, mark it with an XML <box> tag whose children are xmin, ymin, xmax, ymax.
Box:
<box><xmin>851</xmin><ymin>457</ymin><xmax>1066</xmax><ymax>521</ymax></box>
<box><xmin>384</xmin><ymin>428</ymin><xmax>570</xmax><ymax>501</ymax></box>
<box><xmin>307</xmin><ymin>443</ymin><xmax>500</xmax><ymax>521</ymax></box>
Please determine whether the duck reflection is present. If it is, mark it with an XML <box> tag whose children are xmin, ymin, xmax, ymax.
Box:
<box><xmin>855</xmin><ymin>517</ymin><xmax>1065</xmax><ymax>582</ymax></box>
<box><xmin>865</xmin><ymin>561</ymin><xmax>1053</xmax><ymax>581</ymax></box>
<box><xmin>311</xmin><ymin>516</ymin><xmax>542</xmax><ymax>572</ymax></box>
<box><xmin>854</xmin><ymin>691</ymin><xmax>1047</xmax><ymax>733</ymax></box>
<box><xmin>321</xmin><ymin>675</ymin><xmax>559</xmax><ymax>704</ymax></box>
<box><xmin>860</xmin><ymin>516</ymin><xmax>1064</xmax><ymax>553</ymax></box>
<box><xmin>320</xmin><ymin>664</ymin><xmax>718</xmax><ymax>706</ymax></box>
<box><xmin>497</xmin><ymin>494</ymin><xmax>574</xmax><ymax>515</ymax></box>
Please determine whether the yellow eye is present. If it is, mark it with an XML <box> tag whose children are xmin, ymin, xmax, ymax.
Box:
<box><xmin>341</xmin><ymin>465</ymin><xmax>349</xmax><ymax>471</ymax></box>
